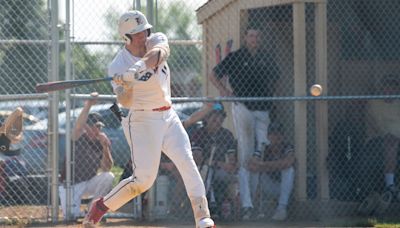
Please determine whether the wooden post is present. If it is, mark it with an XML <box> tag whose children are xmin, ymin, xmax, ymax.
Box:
<box><xmin>315</xmin><ymin>0</ymin><xmax>329</xmax><ymax>200</ymax></box>
<box><xmin>293</xmin><ymin>2</ymin><xmax>307</xmax><ymax>201</ymax></box>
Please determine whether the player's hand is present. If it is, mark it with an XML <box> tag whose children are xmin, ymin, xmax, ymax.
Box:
<box><xmin>113</xmin><ymin>73</ymin><xmax>134</xmax><ymax>90</ymax></box>
<box><xmin>115</xmin><ymin>60</ymin><xmax>146</xmax><ymax>82</ymax></box>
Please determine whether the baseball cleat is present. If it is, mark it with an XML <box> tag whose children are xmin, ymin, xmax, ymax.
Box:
<box><xmin>198</xmin><ymin>217</ymin><xmax>215</xmax><ymax>228</ymax></box>
<box><xmin>82</xmin><ymin>197</ymin><xmax>108</xmax><ymax>227</ymax></box>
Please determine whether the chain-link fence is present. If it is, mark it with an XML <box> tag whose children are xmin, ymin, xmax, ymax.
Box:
<box><xmin>1</xmin><ymin>0</ymin><xmax>400</xmax><ymax>226</ymax></box>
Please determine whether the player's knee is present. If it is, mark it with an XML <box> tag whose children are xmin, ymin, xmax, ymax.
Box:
<box><xmin>134</xmin><ymin>174</ymin><xmax>157</xmax><ymax>192</ymax></box>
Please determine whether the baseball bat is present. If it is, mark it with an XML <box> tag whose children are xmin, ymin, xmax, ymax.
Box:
<box><xmin>200</xmin><ymin>145</ymin><xmax>217</xmax><ymax>192</ymax></box>
<box><xmin>35</xmin><ymin>77</ymin><xmax>113</xmax><ymax>93</ymax></box>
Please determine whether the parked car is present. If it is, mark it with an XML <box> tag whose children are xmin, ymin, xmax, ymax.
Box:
<box><xmin>0</xmin><ymin>100</ymin><xmax>66</xmax><ymax>120</ymax></box>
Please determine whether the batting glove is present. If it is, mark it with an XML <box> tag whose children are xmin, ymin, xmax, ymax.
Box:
<box><xmin>112</xmin><ymin>60</ymin><xmax>147</xmax><ymax>82</ymax></box>
<box><xmin>124</xmin><ymin>60</ymin><xmax>147</xmax><ymax>82</ymax></box>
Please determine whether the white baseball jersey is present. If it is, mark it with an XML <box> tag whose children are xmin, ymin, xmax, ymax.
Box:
<box><xmin>108</xmin><ymin>32</ymin><xmax>171</xmax><ymax>110</ymax></box>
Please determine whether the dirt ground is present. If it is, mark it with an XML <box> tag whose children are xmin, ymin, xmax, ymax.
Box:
<box><xmin>22</xmin><ymin>219</ymin><xmax>318</xmax><ymax>228</ymax></box>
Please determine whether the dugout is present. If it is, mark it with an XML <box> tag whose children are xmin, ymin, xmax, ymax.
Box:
<box><xmin>197</xmin><ymin>0</ymin><xmax>400</xmax><ymax>219</ymax></box>
<box><xmin>196</xmin><ymin>0</ymin><xmax>330</xmax><ymax>218</ymax></box>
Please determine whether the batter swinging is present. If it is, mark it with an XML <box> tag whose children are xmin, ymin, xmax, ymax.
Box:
<box><xmin>83</xmin><ymin>10</ymin><xmax>215</xmax><ymax>228</ymax></box>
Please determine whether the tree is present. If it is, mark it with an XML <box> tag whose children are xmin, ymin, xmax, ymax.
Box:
<box><xmin>0</xmin><ymin>0</ymin><xmax>48</xmax><ymax>94</ymax></box>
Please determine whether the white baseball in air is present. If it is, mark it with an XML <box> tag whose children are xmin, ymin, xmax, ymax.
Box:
<box><xmin>90</xmin><ymin>92</ymin><xmax>99</xmax><ymax>97</ymax></box>
<box><xmin>310</xmin><ymin>84</ymin><xmax>323</xmax><ymax>96</ymax></box>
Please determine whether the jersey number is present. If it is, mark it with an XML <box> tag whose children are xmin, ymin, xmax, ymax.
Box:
<box><xmin>137</xmin><ymin>72</ymin><xmax>153</xmax><ymax>81</ymax></box>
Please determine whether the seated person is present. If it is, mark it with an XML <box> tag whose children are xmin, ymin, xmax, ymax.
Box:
<box><xmin>247</xmin><ymin>122</ymin><xmax>295</xmax><ymax>221</ymax></box>
<box><xmin>212</xmin><ymin>148</ymin><xmax>239</xmax><ymax>220</ymax></box>
<box><xmin>365</xmin><ymin>75</ymin><xmax>400</xmax><ymax>208</ymax></box>
<box><xmin>0</xmin><ymin>107</ymin><xmax>24</xmax><ymax>195</ymax></box>
<box><xmin>190</xmin><ymin>103</ymin><xmax>237</xmax><ymax>217</ymax></box>
<box><xmin>59</xmin><ymin>94</ymin><xmax>114</xmax><ymax>220</ymax></box>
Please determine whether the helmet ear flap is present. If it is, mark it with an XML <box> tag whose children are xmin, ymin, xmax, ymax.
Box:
<box><xmin>123</xmin><ymin>34</ymin><xmax>131</xmax><ymax>45</ymax></box>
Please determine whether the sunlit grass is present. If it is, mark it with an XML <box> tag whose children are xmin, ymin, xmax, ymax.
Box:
<box><xmin>111</xmin><ymin>165</ymin><xmax>124</xmax><ymax>186</ymax></box>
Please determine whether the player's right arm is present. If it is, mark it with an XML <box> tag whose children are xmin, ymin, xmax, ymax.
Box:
<box><xmin>109</xmin><ymin>57</ymin><xmax>134</xmax><ymax>108</ymax></box>
<box><xmin>209</xmin><ymin>54</ymin><xmax>233</xmax><ymax>97</ymax></box>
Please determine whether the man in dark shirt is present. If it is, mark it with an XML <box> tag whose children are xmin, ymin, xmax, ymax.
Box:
<box><xmin>210</xmin><ymin>27</ymin><xmax>280</xmax><ymax>220</ymax></box>
<box><xmin>190</xmin><ymin>103</ymin><xmax>237</xmax><ymax>218</ymax></box>
<box><xmin>59</xmin><ymin>93</ymin><xmax>114</xmax><ymax>220</ymax></box>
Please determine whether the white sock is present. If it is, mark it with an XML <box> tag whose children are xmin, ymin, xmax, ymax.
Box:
<box><xmin>385</xmin><ymin>173</ymin><xmax>395</xmax><ymax>187</ymax></box>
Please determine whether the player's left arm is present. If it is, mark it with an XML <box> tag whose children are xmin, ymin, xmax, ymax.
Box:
<box><xmin>119</xmin><ymin>33</ymin><xmax>170</xmax><ymax>79</ymax></box>
<box><xmin>144</xmin><ymin>32</ymin><xmax>170</xmax><ymax>67</ymax></box>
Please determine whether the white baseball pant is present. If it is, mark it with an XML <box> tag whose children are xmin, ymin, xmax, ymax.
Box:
<box><xmin>102</xmin><ymin>109</ymin><xmax>206</xmax><ymax>212</ymax></box>
<box><xmin>232</xmin><ymin>102</ymin><xmax>270</xmax><ymax>208</ymax></box>
<box><xmin>259</xmin><ymin>167</ymin><xmax>295</xmax><ymax>207</ymax></box>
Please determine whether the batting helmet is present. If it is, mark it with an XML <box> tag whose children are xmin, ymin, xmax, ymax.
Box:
<box><xmin>118</xmin><ymin>10</ymin><xmax>152</xmax><ymax>45</ymax></box>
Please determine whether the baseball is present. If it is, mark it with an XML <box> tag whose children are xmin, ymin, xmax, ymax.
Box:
<box><xmin>90</xmin><ymin>92</ymin><xmax>99</xmax><ymax>97</ymax></box>
<box><xmin>310</xmin><ymin>84</ymin><xmax>323</xmax><ymax>96</ymax></box>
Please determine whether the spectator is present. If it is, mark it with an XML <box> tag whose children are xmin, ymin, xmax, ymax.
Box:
<box><xmin>365</xmin><ymin>75</ymin><xmax>400</xmax><ymax>211</ymax></box>
<box><xmin>0</xmin><ymin>107</ymin><xmax>24</xmax><ymax>195</ymax></box>
<box><xmin>190</xmin><ymin>103</ymin><xmax>237</xmax><ymax>217</ymax></box>
<box><xmin>210</xmin><ymin>27</ymin><xmax>281</xmax><ymax>219</ymax></box>
<box><xmin>59</xmin><ymin>93</ymin><xmax>114</xmax><ymax>220</ymax></box>
<box><xmin>247</xmin><ymin>122</ymin><xmax>295</xmax><ymax>221</ymax></box>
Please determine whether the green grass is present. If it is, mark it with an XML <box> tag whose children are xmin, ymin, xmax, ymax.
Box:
<box><xmin>111</xmin><ymin>165</ymin><xmax>124</xmax><ymax>186</ymax></box>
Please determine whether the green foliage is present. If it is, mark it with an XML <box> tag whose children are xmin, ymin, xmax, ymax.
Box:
<box><xmin>111</xmin><ymin>165</ymin><xmax>124</xmax><ymax>187</ymax></box>
<box><xmin>0</xmin><ymin>0</ymin><xmax>48</xmax><ymax>94</ymax></box>
<box><xmin>0</xmin><ymin>0</ymin><xmax>112</xmax><ymax>95</ymax></box>
<box><xmin>155</xmin><ymin>1</ymin><xmax>202</xmax><ymax>74</ymax></box>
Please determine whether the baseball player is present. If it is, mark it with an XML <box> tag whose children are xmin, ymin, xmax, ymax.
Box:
<box><xmin>83</xmin><ymin>10</ymin><xmax>215</xmax><ymax>228</ymax></box>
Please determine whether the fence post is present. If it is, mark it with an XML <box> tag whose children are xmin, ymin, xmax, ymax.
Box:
<box><xmin>49</xmin><ymin>0</ymin><xmax>60</xmax><ymax>222</ymax></box>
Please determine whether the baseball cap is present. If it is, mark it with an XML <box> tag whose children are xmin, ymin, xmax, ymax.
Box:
<box><xmin>210</xmin><ymin>102</ymin><xmax>227</xmax><ymax>117</ymax></box>
<box><xmin>87</xmin><ymin>112</ymin><xmax>105</xmax><ymax>127</ymax></box>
